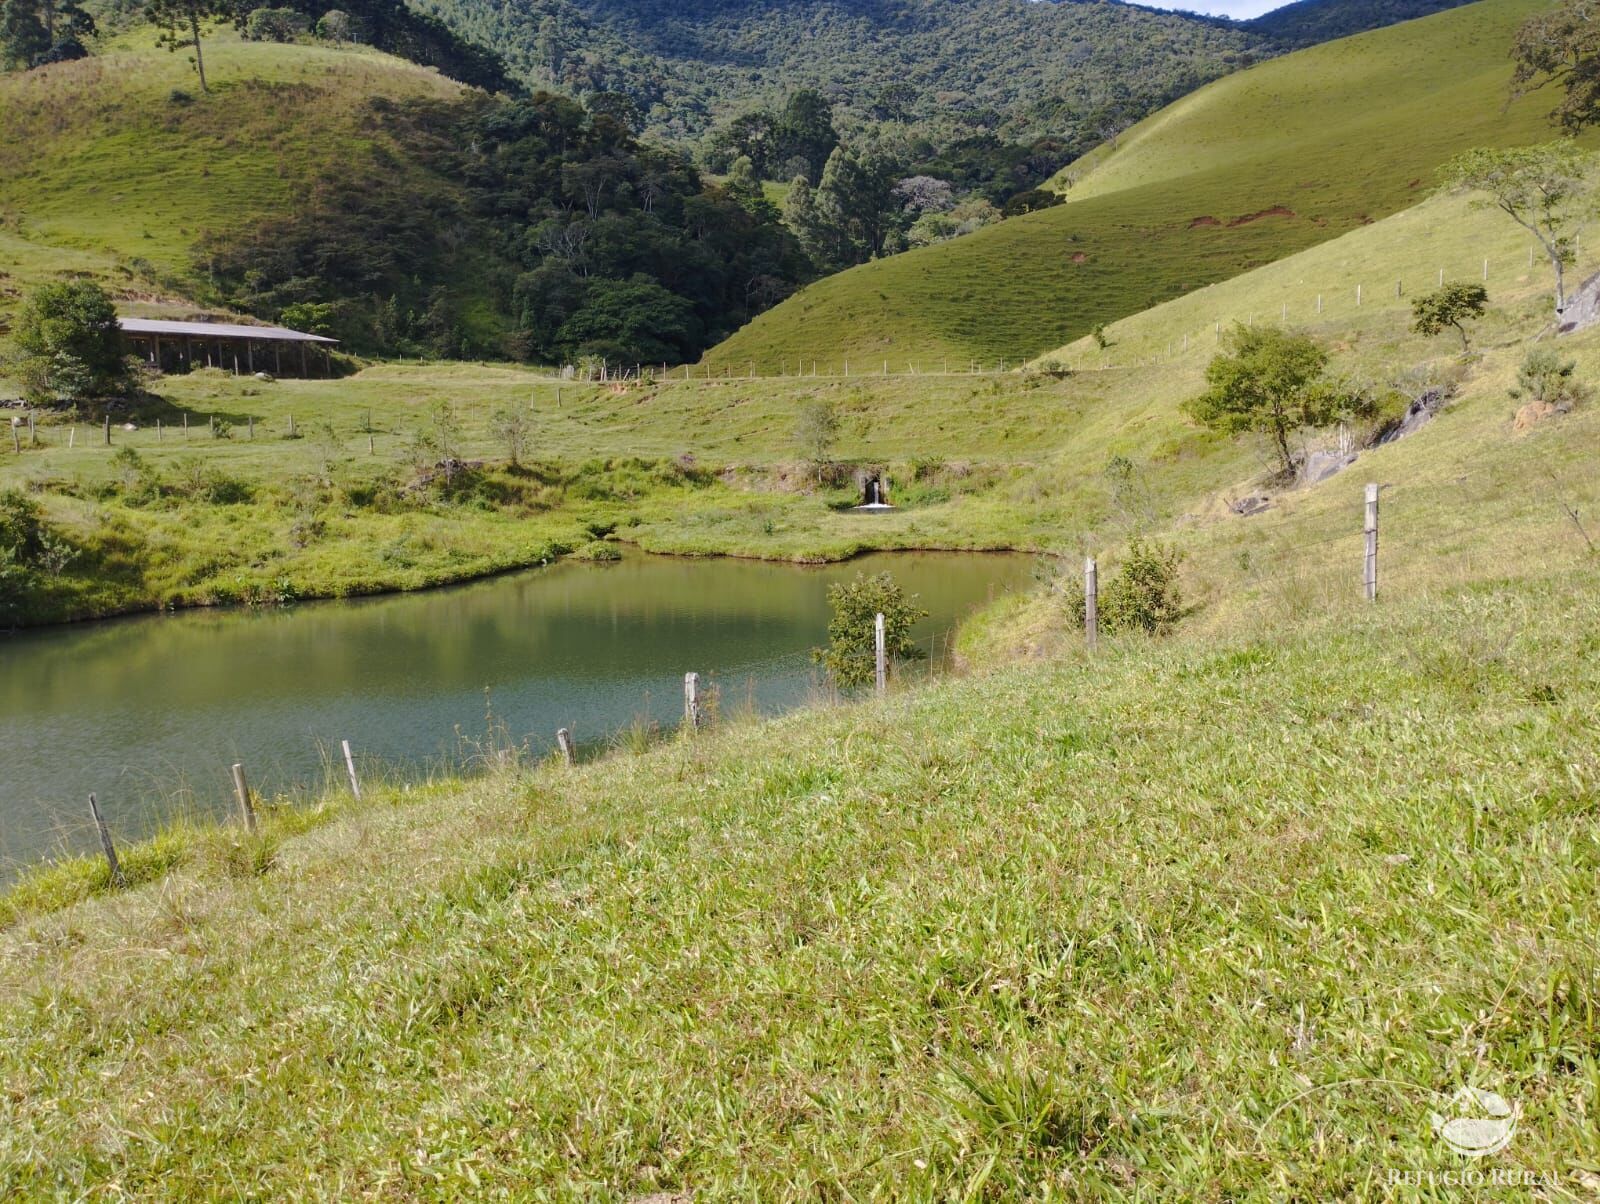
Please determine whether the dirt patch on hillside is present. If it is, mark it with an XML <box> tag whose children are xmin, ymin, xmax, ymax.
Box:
<box><xmin>1226</xmin><ymin>206</ymin><xmax>1295</xmax><ymax>227</ymax></box>
<box><xmin>1189</xmin><ymin>215</ymin><xmax>1221</xmax><ymax>228</ymax></box>
<box><xmin>1071</xmin><ymin>251</ymin><xmax>1088</xmax><ymax>263</ymax></box>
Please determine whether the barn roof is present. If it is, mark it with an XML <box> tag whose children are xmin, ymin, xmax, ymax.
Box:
<box><xmin>117</xmin><ymin>317</ymin><xmax>338</xmax><ymax>344</ymax></box>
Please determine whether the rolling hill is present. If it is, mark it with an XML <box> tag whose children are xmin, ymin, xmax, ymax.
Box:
<box><xmin>0</xmin><ymin>33</ymin><xmax>488</xmax><ymax>331</ymax></box>
<box><xmin>702</xmin><ymin>0</ymin><xmax>1558</xmax><ymax>374</ymax></box>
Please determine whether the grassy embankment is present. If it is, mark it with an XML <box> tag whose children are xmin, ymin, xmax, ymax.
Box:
<box><xmin>703</xmin><ymin>0</ymin><xmax>1561</xmax><ymax>372</ymax></box>
<box><xmin>1</xmin><ymin>559</ymin><xmax>1596</xmax><ymax>1195</ymax></box>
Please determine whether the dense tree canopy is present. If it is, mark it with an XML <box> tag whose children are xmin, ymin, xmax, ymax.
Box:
<box><xmin>206</xmin><ymin>90</ymin><xmax>809</xmax><ymax>364</ymax></box>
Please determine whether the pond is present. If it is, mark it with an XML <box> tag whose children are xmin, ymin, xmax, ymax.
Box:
<box><xmin>0</xmin><ymin>550</ymin><xmax>1035</xmax><ymax>880</ymax></box>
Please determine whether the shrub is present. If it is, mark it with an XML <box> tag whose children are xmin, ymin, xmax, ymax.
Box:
<box><xmin>1070</xmin><ymin>540</ymin><xmax>1186</xmax><ymax>637</ymax></box>
<box><xmin>1511</xmin><ymin>348</ymin><xmax>1590</xmax><ymax>412</ymax></box>
<box><xmin>0</xmin><ymin>489</ymin><xmax>44</xmax><ymax>561</ymax></box>
<box><xmin>813</xmin><ymin>571</ymin><xmax>928</xmax><ymax>689</ymax></box>
<box><xmin>794</xmin><ymin>399</ymin><xmax>839</xmax><ymax>478</ymax></box>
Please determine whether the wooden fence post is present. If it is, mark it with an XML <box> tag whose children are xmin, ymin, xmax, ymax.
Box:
<box><xmin>28</xmin><ymin>411</ymin><xmax>35</xmax><ymax>446</ymax></box>
<box><xmin>1084</xmin><ymin>556</ymin><xmax>1099</xmax><ymax>652</ymax></box>
<box><xmin>88</xmin><ymin>793</ymin><xmax>126</xmax><ymax>888</ymax></box>
<box><xmin>104</xmin><ymin>415</ymin><xmax>111</xmax><ymax>446</ymax></box>
<box><xmin>231</xmin><ymin>762</ymin><xmax>257</xmax><ymax>833</ymax></box>
<box><xmin>1364</xmin><ymin>483</ymin><xmax>1379</xmax><ymax>602</ymax></box>
<box><xmin>874</xmin><ymin>612</ymin><xmax>887</xmax><ymax>696</ymax></box>
<box><xmin>341</xmin><ymin>739</ymin><xmax>362</xmax><ymax>800</ymax></box>
<box><xmin>556</xmin><ymin>727</ymin><xmax>575</xmax><ymax>766</ymax></box>
<box><xmin>684</xmin><ymin>672</ymin><xmax>701</xmax><ymax>731</ymax></box>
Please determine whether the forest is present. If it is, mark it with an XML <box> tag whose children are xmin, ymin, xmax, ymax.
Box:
<box><xmin>205</xmin><ymin>90</ymin><xmax>810</xmax><ymax>363</ymax></box>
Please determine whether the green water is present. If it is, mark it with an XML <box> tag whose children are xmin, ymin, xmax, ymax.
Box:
<box><xmin>0</xmin><ymin>550</ymin><xmax>1034</xmax><ymax>879</ymax></box>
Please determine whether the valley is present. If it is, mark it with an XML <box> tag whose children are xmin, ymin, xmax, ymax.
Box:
<box><xmin>1</xmin><ymin>0</ymin><xmax>1598</xmax><ymax>1195</ymax></box>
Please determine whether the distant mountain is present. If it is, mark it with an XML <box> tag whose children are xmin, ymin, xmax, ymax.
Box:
<box><xmin>410</xmin><ymin>0</ymin><xmax>1491</xmax><ymax>148</ymax></box>
<box><xmin>1245</xmin><ymin>0</ymin><xmax>1482</xmax><ymax>46</ymax></box>
<box><xmin>409</xmin><ymin>0</ymin><xmax>1265</xmax><ymax>145</ymax></box>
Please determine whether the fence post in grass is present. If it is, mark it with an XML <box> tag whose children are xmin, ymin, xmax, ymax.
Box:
<box><xmin>368</xmin><ymin>433</ymin><xmax>374</xmax><ymax>455</ymax></box>
<box><xmin>1483</xmin><ymin>258</ymin><xmax>1489</xmax><ymax>282</ymax></box>
<box><xmin>874</xmin><ymin>612</ymin><xmax>887</xmax><ymax>696</ymax></box>
<box><xmin>1316</xmin><ymin>293</ymin><xmax>1322</xmax><ymax>314</ymax></box>
<box><xmin>183</xmin><ymin>412</ymin><xmax>188</xmax><ymax>438</ymax></box>
<box><xmin>68</xmin><ymin>426</ymin><xmax>75</xmax><ymax>449</ymax></box>
<box><xmin>231</xmin><ymin>762</ymin><xmax>257</xmax><ymax>833</ymax></box>
<box><xmin>288</xmin><ymin>414</ymin><xmax>296</xmax><ymax>439</ymax></box>
<box><xmin>9</xmin><ymin>423</ymin><xmax>17</xmax><ymax>455</ymax></box>
<box><xmin>684</xmin><ymin>672</ymin><xmax>701</xmax><ymax>731</ymax></box>
<box><xmin>1363</xmin><ymin>482</ymin><xmax>1379</xmax><ymax>603</ymax></box>
<box><xmin>104</xmin><ymin>415</ymin><xmax>111</xmax><ymax>446</ymax></box>
<box><xmin>341</xmin><ymin>739</ymin><xmax>362</xmax><ymax>800</ymax></box>
<box><xmin>556</xmin><ymin>727</ymin><xmax>575</xmax><ymax>766</ymax></box>
<box><xmin>28</xmin><ymin>411</ymin><xmax>35</xmax><ymax>446</ymax></box>
<box><xmin>1356</xmin><ymin>284</ymin><xmax>1362</xmax><ymax>307</ymax></box>
<box><xmin>248</xmin><ymin>416</ymin><xmax>254</xmax><ymax>440</ymax></box>
<box><xmin>1438</xmin><ymin>267</ymin><xmax>1444</xmax><ymax>287</ymax></box>
<box><xmin>87</xmin><ymin>794</ymin><xmax>126</xmax><ymax>889</ymax></box>
<box><xmin>1084</xmin><ymin>556</ymin><xmax>1099</xmax><ymax>653</ymax></box>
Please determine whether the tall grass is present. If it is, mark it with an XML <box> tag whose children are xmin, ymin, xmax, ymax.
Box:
<box><xmin>1</xmin><ymin>569</ymin><xmax>1596</xmax><ymax>1195</ymax></box>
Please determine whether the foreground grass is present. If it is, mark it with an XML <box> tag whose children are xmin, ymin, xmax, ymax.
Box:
<box><xmin>2</xmin><ymin>570</ymin><xmax>1596</xmax><ymax>1196</ymax></box>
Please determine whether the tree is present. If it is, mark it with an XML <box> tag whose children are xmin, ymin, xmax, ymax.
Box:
<box><xmin>314</xmin><ymin>8</ymin><xmax>355</xmax><ymax>44</ymax></box>
<box><xmin>244</xmin><ymin>5</ymin><xmax>305</xmax><ymax>41</ymax></box>
<box><xmin>1183</xmin><ymin>325</ymin><xmax>1344</xmax><ymax>477</ymax></box>
<box><xmin>556</xmin><ymin>277</ymin><xmax>699</xmax><ymax>363</ymax></box>
<box><xmin>1511</xmin><ymin>0</ymin><xmax>1600</xmax><ymax>133</ymax></box>
<box><xmin>490</xmin><ymin>406</ymin><xmax>531</xmax><ymax>466</ymax></box>
<box><xmin>1</xmin><ymin>0</ymin><xmax>48</xmax><ymax>68</ymax></box>
<box><xmin>5</xmin><ymin>280</ymin><xmax>130</xmax><ymax>402</ymax></box>
<box><xmin>774</xmin><ymin>90</ymin><xmax>838</xmax><ymax>183</ymax></box>
<box><xmin>813</xmin><ymin>571</ymin><xmax>928</xmax><ymax>690</ymax></box>
<box><xmin>793</xmin><ymin>398</ymin><xmax>838</xmax><ymax>474</ymax></box>
<box><xmin>145</xmin><ymin>0</ymin><xmax>240</xmax><ymax>93</ymax></box>
<box><xmin>1440</xmin><ymin>143</ymin><xmax>1593</xmax><ymax>314</ymax></box>
<box><xmin>1411</xmin><ymin>282</ymin><xmax>1489</xmax><ymax>351</ymax></box>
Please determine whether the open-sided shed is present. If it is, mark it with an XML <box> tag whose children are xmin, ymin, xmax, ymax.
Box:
<box><xmin>118</xmin><ymin>317</ymin><xmax>338</xmax><ymax>379</ymax></box>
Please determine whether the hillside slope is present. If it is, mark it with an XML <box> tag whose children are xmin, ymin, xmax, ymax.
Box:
<box><xmin>703</xmin><ymin>0</ymin><xmax>1555</xmax><ymax>373</ymax></box>
<box><xmin>0</xmin><ymin>34</ymin><xmax>481</xmax><ymax>329</ymax></box>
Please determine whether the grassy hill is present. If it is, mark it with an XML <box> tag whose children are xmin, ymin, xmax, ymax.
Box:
<box><xmin>703</xmin><ymin>0</ymin><xmax>1558</xmax><ymax>374</ymax></box>
<box><xmin>0</xmin><ymin>32</ymin><xmax>480</xmax><ymax>325</ymax></box>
